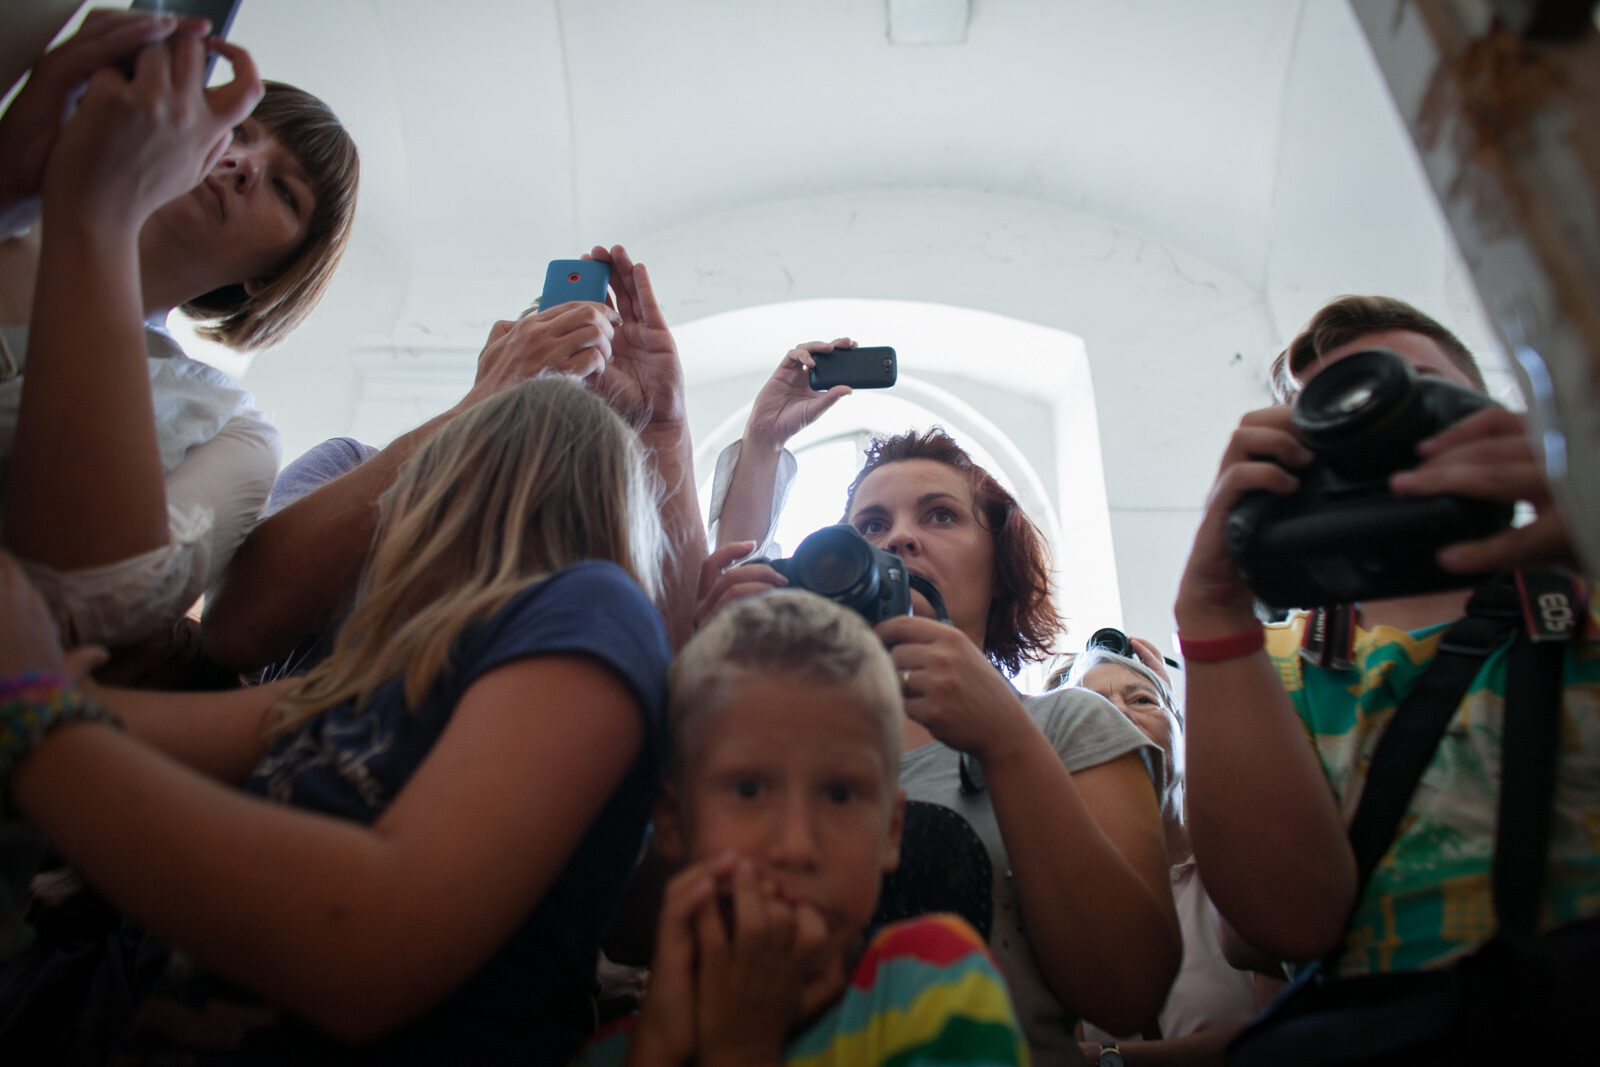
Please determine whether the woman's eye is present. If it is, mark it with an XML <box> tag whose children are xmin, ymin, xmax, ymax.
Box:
<box><xmin>928</xmin><ymin>507</ymin><xmax>956</xmax><ymax>525</ymax></box>
<box><xmin>856</xmin><ymin>518</ymin><xmax>886</xmax><ymax>536</ymax></box>
<box><xmin>274</xmin><ymin>178</ymin><xmax>299</xmax><ymax>213</ymax></box>
<box><xmin>732</xmin><ymin>779</ymin><xmax>764</xmax><ymax>799</ymax></box>
<box><xmin>231</xmin><ymin>124</ymin><xmax>249</xmax><ymax>142</ymax></box>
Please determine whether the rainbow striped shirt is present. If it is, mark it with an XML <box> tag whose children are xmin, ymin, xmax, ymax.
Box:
<box><xmin>578</xmin><ymin>913</ymin><xmax>1028</xmax><ymax>1066</ymax></box>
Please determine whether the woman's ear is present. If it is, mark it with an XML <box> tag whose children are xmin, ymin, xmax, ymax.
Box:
<box><xmin>653</xmin><ymin>780</ymin><xmax>686</xmax><ymax>862</ymax></box>
<box><xmin>242</xmin><ymin>275</ymin><xmax>274</xmax><ymax>297</ymax></box>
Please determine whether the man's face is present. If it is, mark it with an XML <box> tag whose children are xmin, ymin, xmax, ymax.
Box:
<box><xmin>1307</xmin><ymin>329</ymin><xmax>1478</xmax><ymax>392</ymax></box>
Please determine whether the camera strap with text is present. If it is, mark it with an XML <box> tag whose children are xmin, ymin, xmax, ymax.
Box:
<box><xmin>1228</xmin><ymin>571</ymin><xmax>1599</xmax><ymax>1065</ymax></box>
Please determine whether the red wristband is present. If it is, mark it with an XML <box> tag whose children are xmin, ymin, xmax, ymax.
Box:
<box><xmin>1178</xmin><ymin>627</ymin><xmax>1265</xmax><ymax>662</ymax></box>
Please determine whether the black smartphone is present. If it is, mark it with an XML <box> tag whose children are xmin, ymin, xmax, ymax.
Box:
<box><xmin>809</xmin><ymin>346</ymin><xmax>897</xmax><ymax>391</ymax></box>
<box><xmin>128</xmin><ymin>0</ymin><xmax>243</xmax><ymax>79</ymax></box>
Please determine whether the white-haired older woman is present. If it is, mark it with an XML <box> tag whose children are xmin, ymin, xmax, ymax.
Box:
<box><xmin>1067</xmin><ymin>641</ymin><xmax>1280</xmax><ymax>1066</ymax></box>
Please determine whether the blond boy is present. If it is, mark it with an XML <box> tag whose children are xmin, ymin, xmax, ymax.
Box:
<box><xmin>579</xmin><ymin>591</ymin><xmax>1028</xmax><ymax>1066</ymax></box>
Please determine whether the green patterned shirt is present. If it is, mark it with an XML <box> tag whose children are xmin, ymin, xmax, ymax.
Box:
<box><xmin>1265</xmin><ymin>594</ymin><xmax>1600</xmax><ymax>975</ymax></box>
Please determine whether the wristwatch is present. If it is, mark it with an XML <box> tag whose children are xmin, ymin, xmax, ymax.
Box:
<box><xmin>1099</xmin><ymin>1045</ymin><xmax>1125</xmax><ymax>1067</ymax></box>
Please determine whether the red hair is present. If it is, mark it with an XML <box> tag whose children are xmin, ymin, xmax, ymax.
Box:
<box><xmin>843</xmin><ymin>429</ymin><xmax>1062</xmax><ymax>675</ymax></box>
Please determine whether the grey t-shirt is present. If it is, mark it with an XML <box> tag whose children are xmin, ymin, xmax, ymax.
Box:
<box><xmin>895</xmin><ymin>686</ymin><xmax>1161</xmax><ymax>1067</ymax></box>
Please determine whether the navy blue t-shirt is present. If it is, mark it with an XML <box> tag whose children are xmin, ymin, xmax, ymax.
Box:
<box><xmin>131</xmin><ymin>560</ymin><xmax>669</xmax><ymax>1065</ymax></box>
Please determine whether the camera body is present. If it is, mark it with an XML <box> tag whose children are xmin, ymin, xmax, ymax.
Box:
<box><xmin>1226</xmin><ymin>348</ymin><xmax>1514</xmax><ymax>609</ymax></box>
<box><xmin>764</xmin><ymin>524</ymin><xmax>913</xmax><ymax>625</ymax></box>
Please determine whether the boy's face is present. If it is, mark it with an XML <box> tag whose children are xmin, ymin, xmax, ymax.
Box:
<box><xmin>658</xmin><ymin>675</ymin><xmax>905</xmax><ymax>961</ymax></box>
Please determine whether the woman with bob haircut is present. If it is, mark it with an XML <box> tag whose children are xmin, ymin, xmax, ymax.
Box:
<box><xmin>0</xmin><ymin>374</ymin><xmax>671</xmax><ymax>1065</ymax></box>
<box><xmin>698</xmin><ymin>342</ymin><xmax>1181</xmax><ymax>1066</ymax></box>
<box><xmin>0</xmin><ymin>10</ymin><xmax>360</xmax><ymax>651</ymax></box>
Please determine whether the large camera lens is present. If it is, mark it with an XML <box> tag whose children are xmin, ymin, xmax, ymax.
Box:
<box><xmin>1087</xmin><ymin>627</ymin><xmax>1133</xmax><ymax>657</ymax></box>
<box><xmin>803</xmin><ymin>547</ymin><xmax>862</xmax><ymax>594</ymax></box>
<box><xmin>792</xmin><ymin>527</ymin><xmax>875</xmax><ymax>598</ymax></box>
<box><xmin>1294</xmin><ymin>349</ymin><xmax>1425</xmax><ymax>478</ymax></box>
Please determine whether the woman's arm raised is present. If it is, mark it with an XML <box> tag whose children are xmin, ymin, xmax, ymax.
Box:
<box><xmin>4</xmin><ymin>35</ymin><xmax>259</xmax><ymax>572</ymax></box>
<box><xmin>713</xmin><ymin>341</ymin><xmax>853</xmax><ymax>552</ymax></box>
<box><xmin>13</xmin><ymin>653</ymin><xmax>644</xmax><ymax>1043</ymax></box>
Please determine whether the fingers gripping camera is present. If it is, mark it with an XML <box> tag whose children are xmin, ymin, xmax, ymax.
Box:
<box><xmin>1226</xmin><ymin>349</ymin><xmax>1514</xmax><ymax>608</ymax></box>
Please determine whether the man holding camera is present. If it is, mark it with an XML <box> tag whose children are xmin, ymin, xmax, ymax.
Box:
<box><xmin>1177</xmin><ymin>296</ymin><xmax>1598</xmax><ymax>1061</ymax></box>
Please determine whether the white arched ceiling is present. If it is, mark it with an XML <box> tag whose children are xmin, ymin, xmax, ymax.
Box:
<box><xmin>169</xmin><ymin>0</ymin><xmax>1498</xmax><ymax>654</ymax></box>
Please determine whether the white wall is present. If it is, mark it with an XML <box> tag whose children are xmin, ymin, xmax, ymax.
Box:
<box><xmin>227</xmin><ymin>0</ymin><xmax>1501</xmax><ymax>667</ymax></box>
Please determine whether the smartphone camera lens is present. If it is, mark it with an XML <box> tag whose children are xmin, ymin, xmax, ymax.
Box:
<box><xmin>567</xmin><ymin>272</ymin><xmax>581</xmax><ymax>283</ymax></box>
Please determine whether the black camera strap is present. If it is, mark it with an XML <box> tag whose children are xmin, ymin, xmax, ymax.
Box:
<box><xmin>1331</xmin><ymin>573</ymin><xmax>1573</xmax><ymax>969</ymax></box>
<box><xmin>1494</xmin><ymin>627</ymin><xmax>1565</xmax><ymax>934</ymax></box>
<box><xmin>907</xmin><ymin>574</ymin><xmax>952</xmax><ymax>624</ymax></box>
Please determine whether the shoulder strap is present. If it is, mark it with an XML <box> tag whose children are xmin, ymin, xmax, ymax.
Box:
<box><xmin>1343</xmin><ymin>583</ymin><xmax>1523</xmax><ymax>898</ymax></box>
<box><xmin>1492</xmin><ymin>617</ymin><xmax>1567</xmax><ymax>934</ymax></box>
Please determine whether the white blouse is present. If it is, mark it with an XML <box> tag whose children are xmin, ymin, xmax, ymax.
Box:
<box><xmin>0</xmin><ymin>321</ymin><xmax>279</xmax><ymax>646</ymax></box>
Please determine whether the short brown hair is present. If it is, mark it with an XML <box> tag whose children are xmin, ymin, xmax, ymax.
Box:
<box><xmin>843</xmin><ymin>429</ymin><xmax>1062</xmax><ymax>675</ymax></box>
<box><xmin>181</xmin><ymin>81</ymin><xmax>360</xmax><ymax>351</ymax></box>
<box><xmin>1270</xmin><ymin>295</ymin><xmax>1485</xmax><ymax>403</ymax></box>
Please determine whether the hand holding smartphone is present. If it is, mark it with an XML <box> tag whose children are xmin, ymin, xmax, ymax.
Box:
<box><xmin>539</xmin><ymin>260</ymin><xmax>611</xmax><ymax>311</ymax></box>
<box><xmin>808</xmin><ymin>346</ymin><xmax>897</xmax><ymax>391</ymax></box>
<box><xmin>128</xmin><ymin>0</ymin><xmax>244</xmax><ymax>80</ymax></box>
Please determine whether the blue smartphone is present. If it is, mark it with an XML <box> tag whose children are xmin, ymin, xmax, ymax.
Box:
<box><xmin>539</xmin><ymin>260</ymin><xmax>611</xmax><ymax>311</ymax></box>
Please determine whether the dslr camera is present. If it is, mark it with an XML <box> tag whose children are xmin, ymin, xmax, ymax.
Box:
<box><xmin>1225</xmin><ymin>348</ymin><xmax>1513</xmax><ymax>608</ymax></box>
<box><xmin>764</xmin><ymin>525</ymin><xmax>948</xmax><ymax>625</ymax></box>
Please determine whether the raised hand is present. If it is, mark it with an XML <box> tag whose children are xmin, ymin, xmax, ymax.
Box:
<box><xmin>1126</xmin><ymin>635</ymin><xmax>1173</xmax><ymax>687</ymax></box>
<box><xmin>1175</xmin><ymin>405</ymin><xmax>1309</xmax><ymax>632</ymax></box>
<box><xmin>0</xmin><ymin>9</ymin><xmax>209</xmax><ymax>215</ymax></box>
<box><xmin>744</xmin><ymin>341</ymin><xmax>856</xmax><ymax>452</ymax></box>
<box><xmin>692</xmin><ymin>542</ymin><xmax>788</xmax><ymax>631</ymax></box>
<box><xmin>586</xmin><ymin>244</ymin><xmax>685</xmax><ymax>429</ymax></box>
<box><xmin>1391</xmin><ymin>405</ymin><xmax>1577</xmax><ymax>573</ymax></box>
<box><xmin>459</xmin><ymin>302</ymin><xmax>619</xmax><ymax>411</ymax></box>
<box><xmin>41</xmin><ymin>33</ymin><xmax>262</xmax><ymax>232</ymax></box>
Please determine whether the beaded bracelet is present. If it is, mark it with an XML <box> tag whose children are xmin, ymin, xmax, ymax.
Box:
<box><xmin>1177</xmin><ymin>626</ymin><xmax>1266</xmax><ymax>663</ymax></box>
<box><xmin>0</xmin><ymin>670</ymin><xmax>71</xmax><ymax>703</ymax></box>
<box><xmin>0</xmin><ymin>677</ymin><xmax>120</xmax><ymax>816</ymax></box>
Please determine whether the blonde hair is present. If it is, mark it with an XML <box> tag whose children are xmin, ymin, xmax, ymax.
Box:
<box><xmin>181</xmin><ymin>81</ymin><xmax>360</xmax><ymax>351</ymax></box>
<box><xmin>271</xmin><ymin>376</ymin><xmax>662</xmax><ymax>734</ymax></box>
<box><xmin>668</xmin><ymin>591</ymin><xmax>902</xmax><ymax>777</ymax></box>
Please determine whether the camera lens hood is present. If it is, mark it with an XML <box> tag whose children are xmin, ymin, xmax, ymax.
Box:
<box><xmin>791</xmin><ymin>525</ymin><xmax>877</xmax><ymax>599</ymax></box>
<box><xmin>1294</xmin><ymin>349</ymin><xmax>1429</xmax><ymax>478</ymax></box>
<box><xmin>1087</xmin><ymin>627</ymin><xmax>1134</xmax><ymax>657</ymax></box>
